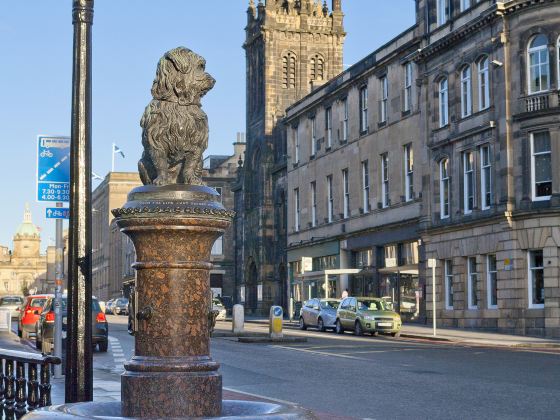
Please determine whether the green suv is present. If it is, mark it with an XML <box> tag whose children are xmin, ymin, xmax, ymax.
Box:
<box><xmin>335</xmin><ymin>297</ymin><xmax>402</xmax><ymax>337</ymax></box>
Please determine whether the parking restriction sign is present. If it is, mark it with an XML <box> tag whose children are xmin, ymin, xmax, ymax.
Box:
<box><xmin>36</xmin><ymin>135</ymin><xmax>70</xmax><ymax>203</ymax></box>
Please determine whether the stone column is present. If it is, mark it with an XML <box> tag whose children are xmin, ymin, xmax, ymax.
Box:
<box><xmin>113</xmin><ymin>185</ymin><xmax>233</xmax><ymax>418</ymax></box>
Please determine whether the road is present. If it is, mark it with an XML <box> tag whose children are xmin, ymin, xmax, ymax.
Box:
<box><xmin>21</xmin><ymin>316</ymin><xmax>560</xmax><ymax>419</ymax></box>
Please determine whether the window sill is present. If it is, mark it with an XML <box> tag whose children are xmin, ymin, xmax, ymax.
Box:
<box><xmin>378</xmin><ymin>121</ymin><xmax>387</xmax><ymax>129</ymax></box>
<box><xmin>401</xmin><ymin>110</ymin><xmax>411</xmax><ymax>117</ymax></box>
<box><xmin>528</xmin><ymin>304</ymin><xmax>545</xmax><ymax>310</ymax></box>
<box><xmin>309</xmin><ymin>155</ymin><xmax>315</xmax><ymax>160</ymax></box>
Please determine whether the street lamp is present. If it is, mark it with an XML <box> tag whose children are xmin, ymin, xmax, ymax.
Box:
<box><xmin>66</xmin><ymin>0</ymin><xmax>94</xmax><ymax>403</ymax></box>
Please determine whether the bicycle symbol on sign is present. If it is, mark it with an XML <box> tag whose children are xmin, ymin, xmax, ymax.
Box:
<box><xmin>40</xmin><ymin>150</ymin><xmax>54</xmax><ymax>158</ymax></box>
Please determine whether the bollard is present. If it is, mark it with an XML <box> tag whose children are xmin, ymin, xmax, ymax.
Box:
<box><xmin>232</xmin><ymin>304</ymin><xmax>245</xmax><ymax>334</ymax></box>
<box><xmin>269</xmin><ymin>306</ymin><xmax>283</xmax><ymax>340</ymax></box>
<box><xmin>0</xmin><ymin>309</ymin><xmax>10</xmax><ymax>331</ymax></box>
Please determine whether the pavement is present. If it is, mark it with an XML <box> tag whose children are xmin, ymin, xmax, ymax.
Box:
<box><xmin>242</xmin><ymin>316</ymin><xmax>560</xmax><ymax>348</ymax></box>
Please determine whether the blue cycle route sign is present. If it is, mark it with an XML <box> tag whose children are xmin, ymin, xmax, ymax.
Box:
<box><xmin>46</xmin><ymin>208</ymin><xmax>70</xmax><ymax>219</ymax></box>
<box><xmin>36</xmin><ymin>135</ymin><xmax>70</xmax><ymax>203</ymax></box>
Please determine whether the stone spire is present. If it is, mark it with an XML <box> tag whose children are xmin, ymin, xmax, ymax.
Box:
<box><xmin>23</xmin><ymin>203</ymin><xmax>32</xmax><ymax>223</ymax></box>
<box><xmin>248</xmin><ymin>0</ymin><xmax>257</xmax><ymax>21</ymax></box>
<box><xmin>332</xmin><ymin>0</ymin><xmax>341</xmax><ymax>11</ymax></box>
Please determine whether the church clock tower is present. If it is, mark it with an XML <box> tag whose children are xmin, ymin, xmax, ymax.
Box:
<box><xmin>236</xmin><ymin>0</ymin><xmax>345</xmax><ymax>313</ymax></box>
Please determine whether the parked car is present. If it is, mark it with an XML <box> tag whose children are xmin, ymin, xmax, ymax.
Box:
<box><xmin>17</xmin><ymin>294</ymin><xmax>52</xmax><ymax>339</ymax></box>
<box><xmin>113</xmin><ymin>298</ymin><xmax>129</xmax><ymax>315</ymax></box>
<box><xmin>212</xmin><ymin>298</ymin><xmax>226</xmax><ymax>321</ymax></box>
<box><xmin>335</xmin><ymin>297</ymin><xmax>402</xmax><ymax>337</ymax></box>
<box><xmin>36</xmin><ymin>295</ymin><xmax>108</xmax><ymax>354</ymax></box>
<box><xmin>299</xmin><ymin>298</ymin><xmax>340</xmax><ymax>331</ymax></box>
<box><xmin>0</xmin><ymin>296</ymin><xmax>24</xmax><ymax>319</ymax></box>
<box><xmin>105</xmin><ymin>299</ymin><xmax>116</xmax><ymax>314</ymax></box>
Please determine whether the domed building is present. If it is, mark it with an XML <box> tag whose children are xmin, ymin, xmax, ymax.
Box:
<box><xmin>0</xmin><ymin>205</ymin><xmax>54</xmax><ymax>295</ymax></box>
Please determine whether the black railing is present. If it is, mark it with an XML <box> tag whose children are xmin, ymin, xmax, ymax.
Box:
<box><xmin>0</xmin><ymin>349</ymin><xmax>60</xmax><ymax>419</ymax></box>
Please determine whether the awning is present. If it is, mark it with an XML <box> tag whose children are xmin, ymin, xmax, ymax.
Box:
<box><xmin>377</xmin><ymin>264</ymin><xmax>419</xmax><ymax>275</ymax></box>
<box><xmin>297</xmin><ymin>269</ymin><xmax>362</xmax><ymax>280</ymax></box>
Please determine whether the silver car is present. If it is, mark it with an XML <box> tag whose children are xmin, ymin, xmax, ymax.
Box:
<box><xmin>0</xmin><ymin>296</ymin><xmax>24</xmax><ymax>319</ymax></box>
<box><xmin>299</xmin><ymin>298</ymin><xmax>340</xmax><ymax>332</ymax></box>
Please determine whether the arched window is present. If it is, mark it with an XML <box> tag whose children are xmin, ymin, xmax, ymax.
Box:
<box><xmin>282</xmin><ymin>52</ymin><xmax>296</xmax><ymax>89</ymax></box>
<box><xmin>527</xmin><ymin>34</ymin><xmax>550</xmax><ymax>94</ymax></box>
<box><xmin>439</xmin><ymin>78</ymin><xmax>449</xmax><ymax>127</ymax></box>
<box><xmin>477</xmin><ymin>56</ymin><xmax>490</xmax><ymax>110</ymax></box>
<box><xmin>460</xmin><ymin>65</ymin><xmax>472</xmax><ymax>118</ymax></box>
<box><xmin>310</xmin><ymin>54</ymin><xmax>325</xmax><ymax>82</ymax></box>
<box><xmin>439</xmin><ymin>158</ymin><xmax>450</xmax><ymax>219</ymax></box>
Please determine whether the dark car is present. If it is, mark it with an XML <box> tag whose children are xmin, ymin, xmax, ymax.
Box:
<box><xmin>36</xmin><ymin>296</ymin><xmax>108</xmax><ymax>354</ymax></box>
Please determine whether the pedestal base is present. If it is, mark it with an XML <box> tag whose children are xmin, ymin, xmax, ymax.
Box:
<box><xmin>122</xmin><ymin>370</ymin><xmax>221</xmax><ymax>417</ymax></box>
<box><xmin>21</xmin><ymin>400</ymin><xmax>316</xmax><ymax>419</ymax></box>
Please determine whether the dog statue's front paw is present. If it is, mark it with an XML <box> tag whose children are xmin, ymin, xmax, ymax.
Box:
<box><xmin>152</xmin><ymin>175</ymin><xmax>169</xmax><ymax>186</ymax></box>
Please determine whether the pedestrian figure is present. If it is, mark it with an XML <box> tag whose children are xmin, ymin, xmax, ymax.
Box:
<box><xmin>341</xmin><ymin>288</ymin><xmax>349</xmax><ymax>299</ymax></box>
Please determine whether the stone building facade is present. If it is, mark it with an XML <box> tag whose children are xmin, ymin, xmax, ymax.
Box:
<box><xmin>0</xmin><ymin>205</ymin><xmax>54</xmax><ymax>295</ymax></box>
<box><xmin>234</xmin><ymin>0</ymin><xmax>345</xmax><ymax>314</ymax></box>
<box><xmin>419</xmin><ymin>0</ymin><xmax>560</xmax><ymax>337</ymax></box>
<box><xmin>92</xmin><ymin>172</ymin><xmax>142</xmax><ymax>301</ymax></box>
<box><xmin>204</xmin><ymin>140</ymin><xmax>246</xmax><ymax>301</ymax></box>
<box><xmin>285</xmin><ymin>0</ymin><xmax>560</xmax><ymax>337</ymax></box>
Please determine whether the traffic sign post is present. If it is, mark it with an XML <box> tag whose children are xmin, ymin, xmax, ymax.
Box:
<box><xmin>37</xmin><ymin>135</ymin><xmax>70</xmax><ymax>379</ymax></box>
<box><xmin>36</xmin><ymin>136</ymin><xmax>70</xmax><ymax>203</ymax></box>
<box><xmin>46</xmin><ymin>208</ymin><xmax>70</xmax><ymax>219</ymax></box>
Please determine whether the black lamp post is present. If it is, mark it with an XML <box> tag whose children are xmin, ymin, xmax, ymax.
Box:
<box><xmin>66</xmin><ymin>0</ymin><xmax>94</xmax><ymax>403</ymax></box>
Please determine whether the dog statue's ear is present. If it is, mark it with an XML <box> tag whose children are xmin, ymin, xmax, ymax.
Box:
<box><xmin>175</xmin><ymin>79</ymin><xmax>186</xmax><ymax>104</ymax></box>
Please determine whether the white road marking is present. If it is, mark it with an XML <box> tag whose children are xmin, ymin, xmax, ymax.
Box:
<box><xmin>272</xmin><ymin>345</ymin><xmax>371</xmax><ymax>361</ymax></box>
<box><xmin>222</xmin><ymin>387</ymin><xmax>297</xmax><ymax>407</ymax></box>
<box><xmin>108</xmin><ymin>336</ymin><xmax>128</xmax><ymax>367</ymax></box>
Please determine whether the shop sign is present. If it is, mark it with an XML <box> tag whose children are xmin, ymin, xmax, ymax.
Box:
<box><xmin>301</xmin><ymin>257</ymin><xmax>313</xmax><ymax>273</ymax></box>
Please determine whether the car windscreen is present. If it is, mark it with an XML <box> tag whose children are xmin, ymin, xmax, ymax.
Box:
<box><xmin>116</xmin><ymin>298</ymin><xmax>128</xmax><ymax>305</ymax></box>
<box><xmin>29</xmin><ymin>298</ymin><xmax>48</xmax><ymax>308</ymax></box>
<box><xmin>58</xmin><ymin>298</ymin><xmax>101</xmax><ymax>312</ymax></box>
<box><xmin>358</xmin><ymin>299</ymin><xmax>385</xmax><ymax>311</ymax></box>
<box><xmin>320</xmin><ymin>300</ymin><xmax>339</xmax><ymax>309</ymax></box>
<box><xmin>0</xmin><ymin>297</ymin><xmax>22</xmax><ymax>305</ymax></box>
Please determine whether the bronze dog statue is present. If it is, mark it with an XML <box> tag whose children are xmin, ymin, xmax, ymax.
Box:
<box><xmin>139</xmin><ymin>47</ymin><xmax>215</xmax><ymax>186</ymax></box>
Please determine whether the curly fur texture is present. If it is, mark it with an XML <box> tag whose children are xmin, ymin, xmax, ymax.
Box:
<box><xmin>139</xmin><ymin>47</ymin><xmax>215</xmax><ymax>186</ymax></box>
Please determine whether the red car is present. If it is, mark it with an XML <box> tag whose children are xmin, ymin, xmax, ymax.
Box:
<box><xmin>17</xmin><ymin>294</ymin><xmax>53</xmax><ymax>339</ymax></box>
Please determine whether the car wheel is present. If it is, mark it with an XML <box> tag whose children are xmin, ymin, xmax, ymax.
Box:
<box><xmin>317</xmin><ymin>318</ymin><xmax>326</xmax><ymax>332</ymax></box>
<box><xmin>354</xmin><ymin>321</ymin><xmax>364</xmax><ymax>336</ymax></box>
<box><xmin>371</xmin><ymin>330</ymin><xmax>379</xmax><ymax>337</ymax></box>
<box><xmin>335</xmin><ymin>319</ymin><xmax>344</xmax><ymax>334</ymax></box>
<box><xmin>98</xmin><ymin>341</ymin><xmax>108</xmax><ymax>352</ymax></box>
<box><xmin>299</xmin><ymin>317</ymin><xmax>307</xmax><ymax>330</ymax></box>
<box><xmin>391</xmin><ymin>331</ymin><xmax>401</xmax><ymax>338</ymax></box>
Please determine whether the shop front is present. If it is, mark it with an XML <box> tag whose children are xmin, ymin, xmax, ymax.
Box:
<box><xmin>287</xmin><ymin>240</ymin><xmax>342</xmax><ymax>318</ymax></box>
<box><xmin>346</xmin><ymin>226</ymin><xmax>425</xmax><ymax>323</ymax></box>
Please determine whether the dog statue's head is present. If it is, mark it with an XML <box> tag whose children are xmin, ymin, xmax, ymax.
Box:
<box><xmin>151</xmin><ymin>47</ymin><xmax>215</xmax><ymax>106</ymax></box>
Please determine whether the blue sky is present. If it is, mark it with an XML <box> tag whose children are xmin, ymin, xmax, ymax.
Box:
<box><xmin>0</xmin><ymin>1</ymin><xmax>415</xmax><ymax>250</ymax></box>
